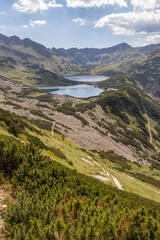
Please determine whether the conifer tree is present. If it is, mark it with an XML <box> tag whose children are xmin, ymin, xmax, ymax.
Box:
<box><xmin>55</xmin><ymin>218</ymin><xmax>64</xmax><ymax>239</ymax></box>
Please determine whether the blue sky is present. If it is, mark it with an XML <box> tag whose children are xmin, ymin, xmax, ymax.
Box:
<box><xmin>0</xmin><ymin>0</ymin><xmax>160</xmax><ymax>49</ymax></box>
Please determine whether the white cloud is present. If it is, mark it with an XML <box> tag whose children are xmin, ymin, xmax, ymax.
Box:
<box><xmin>29</xmin><ymin>20</ymin><xmax>46</xmax><ymax>27</ymax></box>
<box><xmin>0</xmin><ymin>12</ymin><xmax>6</xmax><ymax>15</ymax></box>
<box><xmin>95</xmin><ymin>10</ymin><xmax>160</xmax><ymax>35</ymax></box>
<box><xmin>20</xmin><ymin>24</ymin><xmax>29</xmax><ymax>28</ymax></box>
<box><xmin>13</xmin><ymin>0</ymin><xmax>63</xmax><ymax>13</ymax></box>
<box><xmin>131</xmin><ymin>0</ymin><xmax>160</xmax><ymax>10</ymax></box>
<box><xmin>145</xmin><ymin>34</ymin><xmax>160</xmax><ymax>44</ymax></box>
<box><xmin>0</xmin><ymin>25</ymin><xmax>6</xmax><ymax>29</ymax></box>
<box><xmin>72</xmin><ymin>18</ymin><xmax>87</xmax><ymax>25</ymax></box>
<box><xmin>134</xmin><ymin>35</ymin><xmax>160</xmax><ymax>46</ymax></box>
<box><xmin>20</xmin><ymin>20</ymin><xmax>46</xmax><ymax>28</ymax></box>
<box><xmin>66</xmin><ymin>0</ymin><xmax>127</xmax><ymax>8</ymax></box>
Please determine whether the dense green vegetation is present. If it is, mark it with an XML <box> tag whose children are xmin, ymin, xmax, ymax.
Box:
<box><xmin>75</xmin><ymin>101</ymin><xmax>96</xmax><ymax>113</ymax></box>
<box><xmin>99</xmin><ymin>150</ymin><xmax>132</xmax><ymax>170</ymax></box>
<box><xmin>97</xmin><ymin>87</ymin><xmax>145</xmax><ymax>125</ymax></box>
<box><xmin>97</xmin><ymin>75</ymin><xmax>135</xmax><ymax>90</ymax></box>
<box><xmin>56</xmin><ymin>102</ymin><xmax>89</xmax><ymax>126</ymax></box>
<box><xmin>144</xmin><ymin>97</ymin><xmax>160</xmax><ymax>122</ymax></box>
<box><xmin>31</xmin><ymin>67</ymin><xmax>77</xmax><ymax>86</ymax></box>
<box><xmin>0</xmin><ymin>108</ymin><xmax>38</xmax><ymax>137</ymax></box>
<box><xmin>0</xmin><ymin>139</ymin><xmax>160</xmax><ymax>240</ymax></box>
<box><xmin>126</xmin><ymin>172</ymin><xmax>160</xmax><ymax>189</ymax></box>
<box><xmin>29</xmin><ymin>119</ymin><xmax>53</xmax><ymax>131</ymax></box>
<box><xmin>29</xmin><ymin>109</ymin><xmax>53</xmax><ymax>122</ymax></box>
<box><xmin>70</xmin><ymin>87</ymin><xmax>160</xmax><ymax>152</ymax></box>
<box><xmin>129</xmin><ymin>54</ymin><xmax>160</xmax><ymax>96</ymax></box>
<box><xmin>0</xmin><ymin>107</ymin><xmax>68</xmax><ymax>163</ymax></box>
<box><xmin>35</xmin><ymin>94</ymin><xmax>53</xmax><ymax>102</ymax></box>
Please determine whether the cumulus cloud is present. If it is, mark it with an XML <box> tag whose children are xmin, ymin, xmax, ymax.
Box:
<box><xmin>72</xmin><ymin>18</ymin><xmax>87</xmax><ymax>25</ymax></box>
<box><xmin>29</xmin><ymin>20</ymin><xmax>46</xmax><ymax>27</ymax></box>
<box><xmin>95</xmin><ymin>10</ymin><xmax>160</xmax><ymax>35</ymax></box>
<box><xmin>145</xmin><ymin>34</ymin><xmax>160</xmax><ymax>44</ymax></box>
<box><xmin>131</xmin><ymin>0</ymin><xmax>160</xmax><ymax>10</ymax></box>
<box><xmin>13</xmin><ymin>0</ymin><xmax>63</xmax><ymax>13</ymax></box>
<box><xmin>66</xmin><ymin>0</ymin><xmax>127</xmax><ymax>8</ymax></box>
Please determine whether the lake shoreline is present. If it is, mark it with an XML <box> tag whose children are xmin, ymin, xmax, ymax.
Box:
<box><xmin>37</xmin><ymin>75</ymin><xmax>108</xmax><ymax>98</ymax></box>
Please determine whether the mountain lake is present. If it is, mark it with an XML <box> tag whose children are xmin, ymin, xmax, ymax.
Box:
<box><xmin>38</xmin><ymin>75</ymin><xmax>108</xmax><ymax>98</ymax></box>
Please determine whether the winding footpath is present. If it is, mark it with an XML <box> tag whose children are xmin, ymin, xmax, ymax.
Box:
<box><xmin>147</xmin><ymin>116</ymin><xmax>152</xmax><ymax>144</ymax></box>
<box><xmin>51</xmin><ymin>121</ymin><xmax>55</xmax><ymax>136</ymax></box>
<box><xmin>51</xmin><ymin>119</ymin><xmax>124</xmax><ymax>191</ymax></box>
<box><xmin>91</xmin><ymin>158</ymin><xmax>124</xmax><ymax>190</ymax></box>
<box><xmin>112</xmin><ymin>177</ymin><xmax>124</xmax><ymax>191</ymax></box>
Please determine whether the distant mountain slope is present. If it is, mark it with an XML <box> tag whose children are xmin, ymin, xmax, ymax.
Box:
<box><xmin>93</xmin><ymin>49</ymin><xmax>160</xmax><ymax>96</ymax></box>
<box><xmin>128</xmin><ymin>52</ymin><xmax>160</xmax><ymax>96</ymax></box>
<box><xmin>0</xmin><ymin>34</ymin><xmax>52</xmax><ymax>58</ymax></box>
<box><xmin>0</xmin><ymin>55</ymin><xmax>75</xmax><ymax>86</ymax></box>
<box><xmin>0</xmin><ymin>33</ymin><xmax>160</xmax><ymax>93</ymax></box>
<box><xmin>0</xmin><ymin>34</ymin><xmax>74</xmax><ymax>85</ymax></box>
<box><xmin>52</xmin><ymin>42</ymin><xmax>133</xmax><ymax>64</ymax></box>
<box><xmin>0</xmin><ymin>34</ymin><xmax>136</xmax><ymax>71</ymax></box>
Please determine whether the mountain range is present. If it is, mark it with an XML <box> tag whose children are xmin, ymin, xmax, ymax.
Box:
<box><xmin>0</xmin><ymin>33</ymin><xmax>160</xmax><ymax>97</ymax></box>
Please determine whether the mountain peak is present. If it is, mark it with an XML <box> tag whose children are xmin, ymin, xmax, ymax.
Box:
<box><xmin>22</xmin><ymin>37</ymin><xmax>52</xmax><ymax>58</ymax></box>
<box><xmin>9</xmin><ymin>35</ymin><xmax>22</xmax><ymax>45</ymax></box>
<box><xmin>105</xmin><ymin>42</ymin><xmax>132</xmax><ymax>54</ymax></box>
<box><xmin>119</xmin><ymin>42</ymin><xmax>132</xmax><ymax>48</ymax></box>
<box><xmin>0</xmin><ymin>34</ymin><xmax>21</xmax><ymax>45</ymax></box>
<box><xmin>0</xmin><ymin>33</ymin><xmax>10</xmax><ymax>44</ymax></box>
